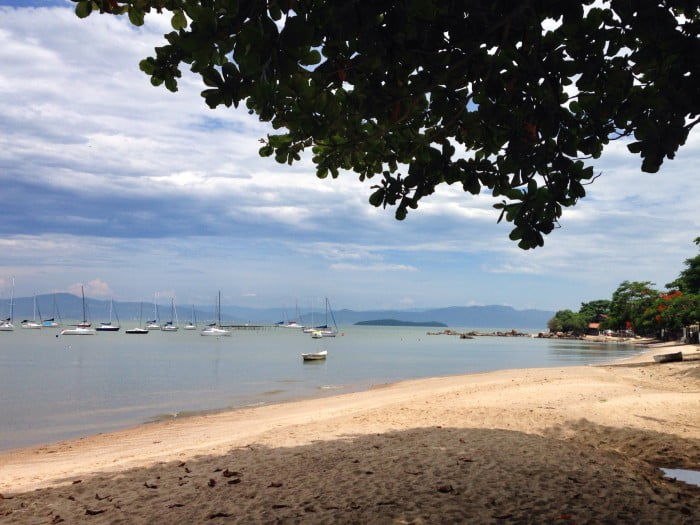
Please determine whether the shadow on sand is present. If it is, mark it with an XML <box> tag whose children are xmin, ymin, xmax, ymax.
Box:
<box><xmin>3</xmin><ymin>422</ymin><xmax>699</xmax><ymax>524</ymax></box>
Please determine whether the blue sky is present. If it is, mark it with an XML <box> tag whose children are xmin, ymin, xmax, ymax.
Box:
<box><xmin>1</xmin><ymin>1</ymin><xmax>699</xmax><ymax>311</ymax></box>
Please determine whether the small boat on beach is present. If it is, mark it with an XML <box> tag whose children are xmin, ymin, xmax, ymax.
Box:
<box><xmin>653</xmin><ymin>352</ymin><xmax>683</xmax><ymax>363</ymax></box>
<box><xmin>302</xmin><ymin>350</ymin><xmax>327</xmax><ymax>361</ymax></box>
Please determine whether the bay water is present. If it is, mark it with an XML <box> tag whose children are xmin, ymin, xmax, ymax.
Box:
<box><xmin>0</xmin><ymin>325</ymin><xmax>641</xmax><ymax>450</ymax></box>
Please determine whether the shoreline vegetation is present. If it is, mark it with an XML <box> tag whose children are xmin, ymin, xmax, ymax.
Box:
<box><xmin>1</xmin><ymin>341</ymin><xmax>698</xmax><ymax>523</ymax></box>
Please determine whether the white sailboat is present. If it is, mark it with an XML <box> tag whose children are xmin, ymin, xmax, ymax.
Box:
<box><xmin>184</xmin><ymin>305</ymin><xmax>197</xmax><ymax>330</ymax></box>
<box><xmin>161</xmin><ymin>298</ymin><xmax>179</xmax><ymax>331</ymax></box>
<box><xmin>126</xmin><ymin>302</ymin><xmax>149</xmax><ymax>334</ymax></box>
<box><xmin>201</xmin><ymin>291</ymin><xmax>231</xmax><ymax>336</ymax></box>
<box><xmin>312</xmin><ymin>297</ymin><xmax>338</xmax><ymax>337</ymax></box>
<box><xmin>279</xmin><ymin>301</ymin><xmax>305</xmax><ymax>328</ymax></box>
<box><xmin>96</xmin><ymin>299</ymin><xmax>120</xmax><ymax>331</ymax></box>
<box><xmin>21</xmin><ymin>294</ymin><xmax>43</xmax><ymax>329</ymax></box>
<box><xmin>61</xmin><ymin>286</ymin><xmax>95</xmax><ymax>335</ymax></box>
<box><xmin>145</xmin><ymin>297</ymin><xmax>160</xmax><ymax>330</ymax></box>
<box><xmin>0</xmin><ymin>277</ymin><xmax>15</xmax><ymax>331</ymax></box>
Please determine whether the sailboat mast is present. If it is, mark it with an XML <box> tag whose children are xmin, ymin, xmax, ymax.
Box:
<box><xmin>10</xmin><ymin>277</ymin><xmax>14</xmax><ymax>322</ymax></box>
<box><xmin>81</xmin><ymin>286</ymin><xmax>87</xmax><ymax>323</ymax></box>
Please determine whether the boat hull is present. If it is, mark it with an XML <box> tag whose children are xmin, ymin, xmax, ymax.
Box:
<box><xmin>653</xmin><ymin>352</ymin><xmax>683</xmax><ymax>363</ymax></box>
<box><xmin>302</xmin><ymin>350</ymin><xmax>327</xmax><ymax>361</ymax></box>
<box><xmin>60</xmin><ymin>328</ymin><xmax>96</xmax><ymax>335</ymax></box>
<box><xmin>201</xmin><ymin>327</ymin><xmax>231</xmax><ymax>336</ymax></box>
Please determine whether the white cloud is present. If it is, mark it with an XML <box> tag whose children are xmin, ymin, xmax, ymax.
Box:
<box><xmin>330</xmin><ymin>263</ymin><xmax>418</xmax><ymax>272</ymax></box>
<box><xmin>68</xmin><ymin>278</ymin><xmax>113</xmax><ymax>298</ymax></box>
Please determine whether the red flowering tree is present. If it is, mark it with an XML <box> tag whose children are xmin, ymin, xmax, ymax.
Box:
<box><xmin>654</xmin><ymin>291</ymin><xmax>700</xmax><ymax>336</ymax></box>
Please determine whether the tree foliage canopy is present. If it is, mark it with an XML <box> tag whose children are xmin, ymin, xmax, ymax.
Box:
<box><xmin>578</xmin><ymin>299</ymin><xmax>610</xmax><ymax>323</ymax></box>
<box><xmin>73</xmin><ymin>0</ymin><xmax>700</xmax><ymax>248</ymax></box>
<box><xmin>547</xmin><ymin>309</ymin><xmax>586</xmax><ymax>334</ymax></box>
<box><xmin>666</xmin><ymin>237</ymin><xmax>700</xmax><ymax>294</ymax></box>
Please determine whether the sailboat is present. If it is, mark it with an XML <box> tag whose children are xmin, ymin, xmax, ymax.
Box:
<box><xmin>312</xmin><ymin>297</ymin><xmax>338</xmax><ymax>337</ymax></box>
<box><xmin>61</xmin><ymin>286</ymin><xmax>95</xmax><ymax>335</ymax></box>
<box><xmin>0</xmin><ymin>277</ymin><xmax>15</xmax><ymax>331</ymax></box>
<box><xmin>184</xmin><ymin>305</ymin><xmax>197</xmax><ymax>330</ymax></box>
<box><xmin>126</xmin><ymin>302</ymin><xmax>149</xmax><ymax>334</ymax></box>
<box><xmin>303</xmin><ymin>299</ymin><xmax>328</xmax><ymax>333</ymax></box>
<box><xmin>21</xmin><ymin>294</ymin><xmax>43</xmax><ymax>329</ymax></box>
<box><xmin>161</xmin><ymin>298</ymin><xmax>179</xmax><ymax>331</ymax></box>
<box><xmin>42</xmin><ymin>295</ymin><xmax>60</xmax><ymax>327</ymax></box>
<box><xmin>145</xmin><ymin>297</ymin><xmax>160</xmax><ymax>330</ymax></box>
<box><xmin>96</xmin><ymin>299</ymin><xmax>120</xmax><ymax>331</ymax></box>
<box><xmin>201</xmin><ymin>291</ymin><xmax>231</xmax><ymax>336</ymax></box>
<box><xmin>278</xmin><ymin>301</ymin><xmax>305</xmax><ymax>328</ymax></box>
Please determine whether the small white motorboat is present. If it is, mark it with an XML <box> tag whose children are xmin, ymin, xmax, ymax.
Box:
<box><xmin>302</xmin><ymin>350</ymin><xmax>327</xmax><ymax>361</ymax></box>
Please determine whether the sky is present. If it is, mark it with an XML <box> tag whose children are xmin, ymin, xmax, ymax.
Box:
<box><xmin>1</xmin><ymin>1</ymin><xmax>698</xmax><ymax>312</ymax></box>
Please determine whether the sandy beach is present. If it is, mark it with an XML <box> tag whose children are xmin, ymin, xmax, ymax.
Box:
<box><xmin>1</xmin><ymin>342</ymin><xmax>698</xmax><ymax>523</ymax></box>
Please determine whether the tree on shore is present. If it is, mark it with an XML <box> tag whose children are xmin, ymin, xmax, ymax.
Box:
<box><xmin>578</xmin><ymin>300</ymin><xmax>610</xmax><ymax>323</ymax></box>
<box><xmin>654</xmin><ymin>291</ymin><xmax>700</xmax><ymax>336</ymax></box>
<box><xmin>547</xmin><ymin>309</ymin><xmax>586</xmax><ymax>334</ymax></box>
<box><xmin>72</xmin><ymin>1</ymin><xmax>700</xmax><ymax>249</ymax></box>
<box><xmin>604</xmin><ymin>280</ymin><xmax>659</xmax><ymax>335</ymax></box>
<box><xmin>666</xmin><ymin>237</ymin><xmax>700</xmax><ymax>294</ymax></box>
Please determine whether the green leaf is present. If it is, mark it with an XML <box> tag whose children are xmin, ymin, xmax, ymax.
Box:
<box><xmin>139</xmin><ymin>59</ymin><xmax>155</xmax><ymax>75</ymax></box>
<box><xmin>164</xmin><ymin>77</ymin><xmax>178</xmax><ymax>92</ymax></box>
<box><xmin>369</xmin><ymin>188</ymin><xmax>385</xmax><ymax>207</ymax></box>
<box><xmin>128</xmin><ymin>7</ymin><xmax>145</xmax><ymax>26</ymax></box>
<box><xmin>259</xmin><ymin>145</ymin><xmax>274</xmax><ymax>157</ymax></box>
<box><xmin>172</xmin><ymin>10</ymin><xmax>188</xmax><ymax>31</ymax></box>
<box><xmin>75</xmin><ymin>0</ymin><xmax>92</xmax><ymax>18</ymax></box>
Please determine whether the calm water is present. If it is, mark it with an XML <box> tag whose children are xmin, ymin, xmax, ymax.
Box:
<box><xmin>0</xmin><ymin>325</ymin><xmax>641</xmax><ymax>450</ymax></box>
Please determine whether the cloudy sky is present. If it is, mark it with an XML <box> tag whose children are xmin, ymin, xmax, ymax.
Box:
<box><xmin>1</xmin><ymin>1</ymin><xmax>698</xmax><ymax>312</ymax></box>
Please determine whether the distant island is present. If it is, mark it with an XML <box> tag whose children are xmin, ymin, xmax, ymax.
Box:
<box><xmin>355</xmin><ymin>319</ymin><xmax>448</xmax><ymax>327</ymax></box>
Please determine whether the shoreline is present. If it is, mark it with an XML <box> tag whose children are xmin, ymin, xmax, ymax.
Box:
<box><xmin>1</xmin><ymin>343</ymin><xmax>698</xmax><ymax>522</ymax></box>
<box><xmin>0</xmin><ymin>333</ymin><xmax>647</xmax><ymax>453</ymax></box>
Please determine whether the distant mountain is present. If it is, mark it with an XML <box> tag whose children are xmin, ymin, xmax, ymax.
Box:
<box><xmin>1</xmin><ymin>294</ymin><xmax>553</xmax><ymax>329</ymax></box>
<box><xmin>355</xmin><ymin>319</ymin><xmax>448</xmax><ymax>327</ymax></box>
